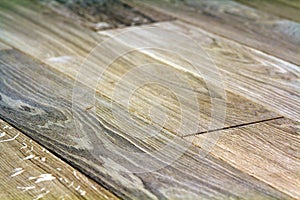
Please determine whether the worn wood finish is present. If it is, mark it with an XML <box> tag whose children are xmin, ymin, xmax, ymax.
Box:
<box><xmin>41</xmin><ymin>0</ymin><xmax>173</xmax><ymax>31</ymax></box>
<box><xmin>0</xmin><ymin>0</ymin><xmax>281</xmax><ymax>134</ymax></box>
<box><xmin>0</xmin><ymin>49</ymin><xmax>292</xmax><ymax>199</ymax></box>
<box><xmin>0</xmin><ymin>0</ymin><xmax>105</xmax><ymax>73</ymax></box>
<box><xmin>187</xmin><ymin>118</ymin><xmax>300</xmax><ymax>199</ymax></box>
<box><xmin>0</xmin><ymin>41</ymin><xmax>10</xmax><ymax>51</ymax></box>
<box><xmin>124</xmin><ymin>0</ymin><xmax>300</xmax><ymax>65</ymax></box>
<box><xmin>100</xmin><ymin>21</ymin><xmax>300</xmax><ymax>121</ymax></box>
<box><xmin>0</xmin><ymin>119</ymin><xmax>119</xmax><ymax>200</ymax></box>
<box><xmin>235</xmin><ymin>0</ymin><xmax>300</xmax><ymax>22</ymax></box>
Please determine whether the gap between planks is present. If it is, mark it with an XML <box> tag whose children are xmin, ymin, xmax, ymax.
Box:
<box><xmin>183</xmin><ymin>116</ymin><xmax>285</xmax><ymax>137</ymax></box>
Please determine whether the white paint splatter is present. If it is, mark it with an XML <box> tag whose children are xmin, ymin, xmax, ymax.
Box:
<box><xmin>23</xmin><ymin>154</ymin><xmax>35</xmax><ymax>160</ymax></box>
<box><xmin>56</xmin><ymin>168</ymin><xmax>62</xmax><ymax>171</ymax></box>
<box><xmin>19</xmin><ymin>142</ymin><xmax>27</xmax><ymax>150</ymax></box>
<box><xmin>11</xmin><ymin>168</ymin><xmax>24</xmax><ymax>177</ymax></box>
<box><xmin>68</xmin><ymin>181</ymin><xmax>74</xmax><ymax>188</ymax></box>
<box><xmin>41</xmin><ymin>157</ymin><xmax>46</xmax><ymax>162</ymax></box>
<box><xmin>33</xmin><ymin>190</ymin><xmax>50</xmax><ymax>200</ymax></box>
<box><xmin>3</xmin><ymin>125</ymin><xmax>9</xmax><ymax>129</ymax></box>
<box><xmin>79</xmin><ymin>189</ymin><xmax>86</xmax><ymax>196</ymax></box>
<box><xmin>17</xmin><ymin>186</ymin><xmax>36</xmax><ymax>191</ymax></box>
<box><xmin>34</xmin><ymin>174</ymin><xmax>56</xmax><ymax>183</ymax></box>
<box><xmin>0</xmin><ymin>133</ymin><xmax>19</xmax><ymax>143</ymax></box>
<box><xmin>0</xmin><ymin>132</ymin><xmax>6</xmax><ymax>137</ymax></box>
<box><xmin>75</xmin><ymin>185</ymin><xmax>80</xmax><ymax>191</ymax></box>
<box><xmin>73</xmin><ymin>171</ymin><xmax>80</xmax><ymax>180</ymax></box>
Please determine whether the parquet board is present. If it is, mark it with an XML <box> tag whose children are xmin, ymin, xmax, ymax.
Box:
<box><xmin>235</xmin><ymin>0</ymin><xmax>300</xmax><ymax>22</ymax></box>
<box><xmin>124</xmin><ymin>0</ymin><xmax>300</xmax><ymax>65</ymax></box>
<box><xmin>0</xmin><ymin>119</ymin><xmax>119</xmax><ymax>200</ymax></box>
<box><xmin>100</xmin><ymin>21</ymin><xmax>300</xmax><ymax>121</ymax></box>
<box><xmin>187</xmin><ymin>118</ymin><xmax>300</xmax><ymax>199</ymax></box>
<box><xmin>0</xmin><ymin>0</ymin><xmax>299</xmax><ymax>199</ymax></box>
<box><xmin>0</xmin><ymin>49</ymin><xmax>291</xmax><ymax>199</ymax></box>
<box><xmin>0</xmin><ymin>0</ymin><xmax>281</xmax><ymax>134</ymax></box>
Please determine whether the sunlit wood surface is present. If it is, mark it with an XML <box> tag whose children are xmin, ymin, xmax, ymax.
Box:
<box><xmin>0</xmin><ymin>0</ymin><xmax>299</xmax><ymax>199</ymax></box>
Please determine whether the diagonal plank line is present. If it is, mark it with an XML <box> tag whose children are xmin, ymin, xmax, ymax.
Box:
<box><xmin>183</xmin><ymin>116</ymin><xmax>285</xmax><ymax>137</ymax></box>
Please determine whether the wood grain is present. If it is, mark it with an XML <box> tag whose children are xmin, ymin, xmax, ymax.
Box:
<box><xmin>187</xmin><ymin>118</ymin><xmax>300</xmax><ymax>199</ymax></box>
<box><xmin>0</xmin><ymin>0</ymin><xmax>281</xmax><ymax>133</ymax></box>
<box><xmin>0</xmin><ymin>119</ymin><xmax>119</xmax><ymax>200</ymax></box>
<box><xmin>235</xmin><ymin>0</ymin><xmax>300</xmax><ymax>22</ymax></box>
<box><xmin>100</xmin><ymin>21</ymin><xmax>300</xmax><ymax>121</ymax></box>
<box><xmin>124</xmin><ymin>0</ymin><xmax>300</xmax><ymax>65</ymax></box>
<box><xmin>41</xmin><ymin>0</ymin><xmax>173</xmax><ymax>31</ymax></box>
<box><xmin>0</xmin><ymin>48</ymin><xmax>292</xmax><ymax>199</ymax></box>
<box><xmin>0</xmin><ymin>41</ymin><xmax>10</xmax><ymax>51</ymax></box>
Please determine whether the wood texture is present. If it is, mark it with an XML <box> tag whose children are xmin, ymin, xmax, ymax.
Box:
<box><xmin>0</xmin><ymin>0</ymin><xmax>281</xmax><ymax>133</ymax></box>
<box><xmin>0</xmin><ymin>41</ymin><xmax>10</xmax><ymax>51</ymax></box>
<box><xmin>0</xmin><ymin>0</ymin><xmax>299</xmax><ymax>199</ymax></box>
<box><xmin>124</xmin><ymin>0</ymin><xmax>300</xmax><ymax>65</ymax></box>
<box><xmin>187</xmin><ymin>118</ymin><xmax>300</xmax><ymax>199</ymax></box>
<box><xmin>0</xmin><ymin>48</ymin><xmax>292</xmax><ymax>199</ymax></box>
<box><xmin>100</xmin><ymin>21</ymin><xmax>300</xmax><ymax>121</ymax></box>
<box><xmin>235</xmin><ymin>0</ymin><xmax>300</xmax><ymax>22</ymax></box>
<box><xmin>0</xmin><ymin>119</ymin><xmax>118</xmax><ymax>200</ymax></box>
<box><xmin>41</xmin><ymin>0</ymin><xmax>173</xmax><ymax>31</ymax></box>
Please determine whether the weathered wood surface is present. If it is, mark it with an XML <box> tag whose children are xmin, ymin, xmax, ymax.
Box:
<box><xmin>100</xmin><ymin>21</ymin><xmax>300</xmax><ymax>121</ymax></box>
<box><xmin>41</xmin><ymin>0</ymin><xmax>173</xmax><ymax>31</ymax></box>
<box><xmin>124</xmin><ymin>0</ymin><xmax>300</xmax><ymax>65</ymax></box>
<box><xmin>0</xmin><ymin>0</ymin><xmax>282</xmax><ymax>133</ymax></box>
<box><xmin>0</xmin><ymin>41</ymin><xmax>11</xmax><ymax>51</ymax></box>
<box><xmin>0</xmin><ymin>119</ymin><xmax>119</xmax><ymax>200</ymax></box>
<box><xmin>235</xmin><ymin>0</ymin><xmax>300</xmax><ymax>22</ymax></box>
<box><xmin>187</xmin><ymin>118</ymin><xmax>300</xmax><ymax>199</ymax></box>
<box><xmin>0</xmin><ymin>49</ymin><xmax>292</xmax><ymax>199</ymax></box>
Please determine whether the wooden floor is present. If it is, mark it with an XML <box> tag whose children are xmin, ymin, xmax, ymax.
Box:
<box><xmin>0</xmin><ymin>0</ymin><xmax>299</xmax><ymax>199</ymax></box>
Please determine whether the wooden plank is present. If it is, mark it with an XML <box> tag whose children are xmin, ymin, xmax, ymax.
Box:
<box><xmin>0</xmin><ymin>0</ymin><xmax>105</xmax><ymax>77</ymax></box>
<box><xmin>235</xmin><ymin>0</ymin><xmax>300</xmax><ymax>22</ymax></box>
<box><xmin>0</xmin><ymin>119</ymin><xmax>119</xmax><ymax>200</ymax></box>
<box><xmin>187</xmin><ymin>118</ymin><xmax>300</xmax><ymax>199</ymax></box>
<box><xmin>1</xmin><ymin>0</ymin><xmax>278</xmax><ymax>134</ymax></box>
<box><xmin>100</xmin><ymin>21</ymin><xmax>300</xmax><ymax>121</ymax></box>
<box><xmin>0</xmin><ymin>49</ymin><xmax>292</xmax><ymax>199</ymax></box>
<box><xmin>0</xmin><ymin>0</ymin><xmax>281</xmax><ymax>134</ymax></box>
<box><xmin>124</xmin><ymin>0</ymin><xmax>300</xmax><ymax>65</ymax></box>
<box><xmin>0</xmin><ymin>41</ymin><xmax>11</xmax><ymax>51</ymax></box>
<box><xmin>41</xmin><ymin>0</ymin><xmax>173</xmax><ymax>31</ymax></box>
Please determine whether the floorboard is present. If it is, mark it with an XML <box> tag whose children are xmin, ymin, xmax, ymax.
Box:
<box><xmin>187</xmin><ymin>118</ymin><xmax>300</xmax><ymax>199</ymax></box>
<box><xmin>100</xmin><ymin>21</ymin><xmax>300</xmax><ymax>121</ymax></box>
<box><xmin>0</xmin><ymin>48</ymin><xmax>291</xmax><ymax>199</ymax></box>
<box><xmin>124</xmin><ymin>0</ymin><xmax>300</xmax><ymax>65</ymax></box>
<box><xmin>235</xmin><ymin>0</ymin><xmax>300</xmax><ymax>22</ymax></box>
<box><xmin>0</xmin><ymin>0</ymin><xmax>299</xmax><ymax>199</ymax></box>
<box><xmin>0</xmin><ymin>0</ymin><xmax>283</xmax><ymax>132</ymax></box>
<box><xmin>0</xmin><ymin>119</ymin><xmax>119</xmax><ymax>200</ymax></box>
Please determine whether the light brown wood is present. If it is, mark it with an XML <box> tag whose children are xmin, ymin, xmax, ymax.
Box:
<box><xmin>124</xmin><ymin>0</ymin><xmax>300</xmax><ymax>65</ymax></box>
<box><xmin>187</xmin><ymin>118</ymin><xmax>300</xmax><ymax>199</ymax></box>
<box><xmin>0</xmin><ymin>0</ymin><xmax>299</xmax><ymax>199</ymax></box>
<box><xmin>0</xmin><ymin>47</ymin><xmax>291</xmax><ymax>200</ymax></box>
<box><xmin>100</xmin><ymin>21</ymin><xmax>300</xmax><ymax>122</ymax></box>
<box><xmin>0</xmin><ymin>119</ymin><xmax>119</xmax><ymax>200</ymax></box>
<box><xmin>235</xmin><ymin>0</ymin><xmax>300</xmax><ymax>22</ymax></box>
<box><xmin>0</xmin><ymin>0</ymin><xmax>281</xmax><ymax>134</ymax></box>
